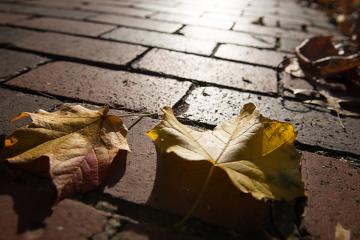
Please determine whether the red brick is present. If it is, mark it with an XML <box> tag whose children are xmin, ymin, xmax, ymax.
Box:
<box><xmin>80</xmin><ymin>4</ymin><xmax>154</xmax><ymax>17</ymax></box>
<box><xmin>134</xmin><ymin>49</ymin><xmax>278</xmax><ymax>93</ymax></box>
<box><xmin>13</xmin><ymin>17</ymin><xmax>115</xmax><ymax>37</ymax></box>
<box><xmin>281</xmin><ymin>72</ymin><xmax>314</xmax><ymax>98</ymax></box>
<box><xmin>15</xmin><ymin>32</ymin><xmax>147</xmax><ymax>65</ymax></box>
<box><xmin>85</xmin><ymin>0</ymin><xmax>133</xmax><ymax>7</ymax></box>
<box><xmin>279</xmin><ymin>38</ymin><xmax>303</xmax><ymax>53</ymax></box>
<box><xmin>215</xmin><ymin>44</ymin><xmax>289</xmax><ymax>68</ymax></box>
<box><xmin>104</xmin><ymin>117</ymin><xmax>271</xmax><ymax>232</ymax></box>
<box><xmin>0</xmin><ymin>2</ymin><xmax>95</xmax><ymax>20</ymax></box>
<box><xmin>180</xmin><ymin>87</ymin><xmax>360</xmax><ymax>155</ymax></box>
<box><xmin>150</xmin><ymin>12</ymin><xmax>233</xmax><ymax>30</ymax></box>
<box><xmin>0</xmin><ymin>26</ymin><xmax>38</xmax><ymax>44</ymax></box>
<box><xmin>276</xmin><ymin>17</ymin><xmax>311</xmax><ymax>31</ymax></box>
<box><xmin>201</xmin><ymin>12</ymin><xmax>249</xmax><ymax>22</ymax></box>
<box><xmin>180</xmin><ymin>26</ymin><xmax>276</xmax><ymax>49</ymax></box>
<box><xmin>21</xmin><ymin>0</ymin><xmax>83</xmax><ymax>9</ymax></box>
<box><xmin>103</xmin><ymin>28</ymin><xmax>216</xmax><ymax>55</ymax></box>
<box><xmin>0</xmin><ymin>49</ymin><xmax>49</xmax><ymax>81</ymax></box>
<box><xmin>0</xmin><ymin>174</ymin><xmax>108</xmax><ymax>240</ymax></box>
<box><xmin>133</xmin><ymin>3</ymin><xmax>203</xmax><ymax>16</ymax></box>
<box><xmin>6</xmin><ymin>61</ymin><xmax>192</xmax><ymax>113</ymax></box>
<box><xmin>89</xmin><ymin>14</ymin><xmax>181</xmax><ymax>33</ymax></box>
<box><xmin>301</xmin><ymin>152</ymin><xmax>360</xmax><ymax>240</ymax></box>
<box><xmin>242</xmin><ymin>9</ymin><xmax>277</xmax><ymax>17</ymax></box>
<box><xmin>0</xmin><ymin>12</ymin><xmax>29</xmax><ymax>24</ymax></box>
<box><xmin>104</xmin><ymin>117</ymin><xmax>158</xmax><ymax>204</ymax></box>
<box><xmin>235</xmin><ymin>16</ymin><xmax>278</xmax><ymax>28</ymax></box>
<box><xmin>233</xmin><ymin>23</ymin><xmax>312</xmax><ymax>40</ymax></box>
<box><xmin>118</xmin><ymin>223</ymin><xmax>199</xmax><ymax>240</ymax></box>
<box><xmin>0</xmin><ymin>87</ymin><xmax>62</xmax><ymax>135</ymax></box>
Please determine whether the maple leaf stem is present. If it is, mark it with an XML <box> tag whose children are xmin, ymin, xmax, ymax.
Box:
<box><xmin>175</xmin><ymin>164</ymin><xmax>216</xmax><ymax>228</ymax></box>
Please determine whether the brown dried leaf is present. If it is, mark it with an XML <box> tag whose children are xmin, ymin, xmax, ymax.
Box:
<box><xmin>296</xmin><ymin>36</ymin><xmax>360</xmax><ymax>76</ymax></box>
<box><xmin>0</xmin><ymin>105</ymin><xmax>130</xmax><ymax>200</ymax></box>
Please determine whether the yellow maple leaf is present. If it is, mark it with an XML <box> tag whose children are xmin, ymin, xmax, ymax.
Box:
<box><xmin>0</xmin><ymin>105</ymin><xmax>129</xmax><ymax>200</ymax></box>
<box><xmin>147</xmin><ymin>103</ymin><xmax>304</xmax><ymax>209</ymax></box>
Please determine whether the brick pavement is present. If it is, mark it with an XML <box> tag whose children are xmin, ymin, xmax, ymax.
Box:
<box><xmin>0</xmin><ymin>0</ymin><xmax>359</xmax><ymax>239</ymax></box>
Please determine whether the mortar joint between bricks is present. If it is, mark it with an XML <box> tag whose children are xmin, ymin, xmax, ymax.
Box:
<box><xmin>172</xmin><ymin>83</ymin><xmax>196</xmax><ymax>116</ymax></box>
<box><xmin>126</xmin><ymin>47</ymin><xmax>153</xmax><ymax>68</ymax></box>
<box><xmin>294</xmin><ymin>141</ymin><xmax>360</xmax><ymax>162</ymax></box>
<box><xmin>210</xmin><ymin>42</ymin><xmax>221</xmax><ymax>57</ymax></box>
<box><xmin>172</xmin><ymin>24</ymin><xmax>185</xmax><ymax>35</ymax></box>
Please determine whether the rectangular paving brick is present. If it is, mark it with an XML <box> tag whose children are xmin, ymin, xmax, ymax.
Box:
<box><xmin>235</xmin><ymin>16</ymin><xmax>278</xmax><ymax>28</ymax></box>
<box><xmin>200</xmin><ymin>12</ymin><xmax>247</xmax><ymax>22</ymax></box>
<box><xmin>0</xmin><ymin>12</ymin><xmax>30</xmax><ymax>24</ymax></box>
<box><xmin>6</xmin><ymin>61</ymin><xmax>192</xmax><ymax>113</ymax></box>
<box><xmin>104</xmin><ymin>117</ymin><xmax>158</xmax><ymax>204</ymax></box>
<box><xmin>133</xmin><ymin>3</ymin><xmax>203</xmax><ymax>16</ymax></box>
<box><xmin>80</xmin><ymin>4</ymin><xmax>154</xmax><ymax>17</ymax></box>
<box><xmin>180</xmin><ymin>26</ymin><xmax>276</xmax><ymax>49</ymax></box>
<box><xmin>277</xmin><ymin>16</ymin><xmax>311</xmax><ymax>30</ymax></box>
<box><xmin>281</xmin><ymin>73</ymin><xmax>314</xmax><ymax>98</ymax></box>
<box><xmin>13</xmin><ymin>17</ymin><xmax>116</xmax><ymax>37</ymax></box>
<box><xmin>21</xmin><ymin>0</ymin><xmax>85</xmax><ymax>9</ymax></box>
<box><xmin>215</xmin><ymin>44</ymin><xmax>289</xmax><ymax>68</ymax></box>
<box><xmin>15</xmin><ymin>31</ymin><xmax>147</xmax><ymax>65</ymax></box>
<box><xmin>0</xmin><ymin>49</ymin><xmax>49</xmax><ymax>81</ymax></box>
<box><xmin>302</xmin><ymin>152</ymin><xmax>360</xmax><ymax>240</ymax></box>
<box><xmin>279</xmin><ymin>38</ymin><xmax>303</xmax><ymax>53</ymax></box>
<box><xmin>150</xmin><ymin>12</ymin><xmax>233</xmax><ymax>30</ymax></box>
<box><xmin>0</xmin><ymin>2</ymin><xmax>95</xmax><ymax>20</ymax></box>
<box><xmin>233</xmin><ymin>23</ymin><xmax>312</xmax><ymax>40</ymax></box>
<box><xmin>102</xmin><ymin>27</ymin><xmax>216</xmax><ymax>55</ymax></box>
<box><xmin>134</xmin><ymin>49</ymin><xmax>278</xmax><ymax>93</ymax></box>
<box><xmin>89</xmin><ymin>14</ymin><xmax>182</xmax><ymax>33</ymax></box>
<box><xmin>180</xmin><ymin>87</ymin><xmax>360</xmax><ymax>155</ymax></box>
<box><xmin>118</xmin><ymin>223</ymin><xmax>200</xmax><ymax>240</ymax></box>
<box><xmin>0</xmin><ymin>26</ymin><xmax>38</xmax><ymax>44</ymax></box>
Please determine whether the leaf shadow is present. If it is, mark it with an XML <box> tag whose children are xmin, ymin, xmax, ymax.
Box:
<box><xmin>146</xmin><ymin>150</ymin><xmax>272</xmax><ymax>234</ymax></box>
<box><xmin>0</xmin><ymin>159</ymin><xmax>56</xmax><ymax>234</ymax></box>
<box><xmin>102</xmin><ymin>150</ymin><xmax>128</xmax><ymax>188</ymax></box>
<box><xmin>0</xmin><ymin>150</ymin><xmax>128</xmax><ymax>235</ymax></box>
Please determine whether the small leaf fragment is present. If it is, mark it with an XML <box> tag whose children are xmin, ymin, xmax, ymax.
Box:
<box><xmin>335</xmin><ymin>222</ymin><xmax>351</xmax><ymax>240</ymax></box>
<box><xmin>0</xmin><ymin>105</ymin><xmax>130</xmax><ymax>200</ymax></box>
<box><xmin>147</xmin><ymin>103</ymin><xmax>304</xmax><ymax>202</ymax></box>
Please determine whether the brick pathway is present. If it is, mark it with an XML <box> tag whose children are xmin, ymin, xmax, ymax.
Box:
<box><xmin>0</xmin><ymin>0</ymin><xmax>359</xmax><ymax>239</ymax></box>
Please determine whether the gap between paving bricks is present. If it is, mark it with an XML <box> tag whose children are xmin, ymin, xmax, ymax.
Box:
<box><xmin>0</xmin><ymin>49</ymin><xmax>52</xmax><ymax>83</ymax></box>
